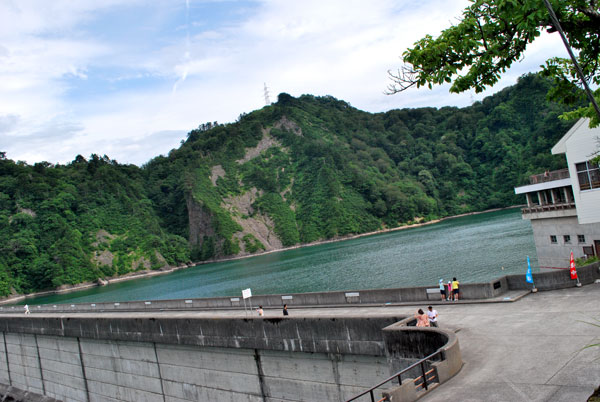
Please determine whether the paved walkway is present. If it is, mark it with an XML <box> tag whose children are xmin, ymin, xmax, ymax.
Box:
<box><xmin>278</xmin><ymin>286</ymin><xmax>599</xmax><ymax>402</ymax></box>
<box><xmin>6</xmin><ymin>285</ymin><xmax>600</xmax><ymax>401</ymax></box>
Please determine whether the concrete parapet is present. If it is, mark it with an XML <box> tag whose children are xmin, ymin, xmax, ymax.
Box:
<box><xmin>0</xmin><ymin>314</ymin><xmax>464</xmax><ymax>402</ymax></box>
<box><xmin>382</xmin><ymin>325</ymin><xmax>461</xmax><ymax>379</ymax></box>
<box><xmin>382</xmin><ymin>379</ymin><xmax>419</xmax><ymax>401</ymax></box>
<box><xmin>0</xmin><ymin>316</ymin><xmax>403</xmax><ymax>356</ymax></box>
<box><xmin>5</xmin><ymin>280</ymin><xmax>507</xmax><ymax>314</ymax></box>
<box><xmin>506</xmin><ymin>262</ymin><xmax>600</xmax><ymax>291</ymax></box>
<box><xmin>332</xmin><ymin>320</ymin><xmax>463</xmax><ymax>402</ymax></box>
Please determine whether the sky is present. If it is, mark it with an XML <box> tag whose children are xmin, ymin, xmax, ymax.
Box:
<box><xmin>0</xmin><ymin>0</ymin><xmax>568</xmax><ymax>166</ymax></box>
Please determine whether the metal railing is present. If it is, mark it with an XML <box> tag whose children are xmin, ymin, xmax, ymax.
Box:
<box><xmin>345</xmin><ymin>348</ymin><xmax>443</xmax><ymax>402</ymax></box>
<box><xmin>528</xmin><ymin>168</ymin><xmax>570</xmax><ymax>184</ymax></box>
<box><xmin>521</xmin><ymin>202</ymin><xmax>575</xmax><ymax>214</ymax></box>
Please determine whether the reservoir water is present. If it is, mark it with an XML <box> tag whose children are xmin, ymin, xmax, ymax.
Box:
<box><xmin>24</xmin><ymin>208</ymin><xmax>537</xmax><ymax>305</ymax></box>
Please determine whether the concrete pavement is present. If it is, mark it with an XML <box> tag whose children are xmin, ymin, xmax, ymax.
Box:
<box><xmin>284</xmin><ymin>285</ymin><xmax>600</xmax><ymax>402</ymax></box>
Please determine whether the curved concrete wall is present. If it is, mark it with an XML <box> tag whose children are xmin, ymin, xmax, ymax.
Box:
<box><xmin>0</xmin><ymin>314</ymin><xmax>462</xmax><ymax>402</ymax></box>
<box><xmin>380</xmin><ymin>324</ymin><xmax>462</xmax><ymax>402</ymax></box>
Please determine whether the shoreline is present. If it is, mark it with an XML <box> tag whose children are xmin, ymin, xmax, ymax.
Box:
<box><xmin>0</xmin><ymin>205</ymin><xmax>522</xmax><ymax>305</ymax></box>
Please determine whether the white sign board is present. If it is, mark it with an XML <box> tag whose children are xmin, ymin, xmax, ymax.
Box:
<box><xmin>242</xmin><ymin>288</ymin><xmax>252</xmax><ymax>299</ymax></box>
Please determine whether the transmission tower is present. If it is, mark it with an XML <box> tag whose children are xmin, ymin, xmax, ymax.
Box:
<box><xmin>263</xmin><ymin>83</ymin><xmax>271</xmax><ymax>105</ymax></box>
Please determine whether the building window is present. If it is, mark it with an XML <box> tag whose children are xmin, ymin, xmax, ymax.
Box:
<box><xmin>550</xmin><ymin>235</ymin><xmax>557</xmax><ymax>244</ymax></box>
<box><xmin>576</xmin><ymin>160</ymin><xmax>600</xmax><ymax>190</ymax></box>
<box><xmin>578</xmin><ymin>234</ymin><xmax>585</xmax><ymax>243</ymax></box>
<box><xmin>583</xmin><ymin>246</ymin><xmax>595</xmax><ymax>257</ymax></box>
<box><xmin>563</xmin><ymin>235</ymin><xmax>571</xmax><ymax>244</ymax></box>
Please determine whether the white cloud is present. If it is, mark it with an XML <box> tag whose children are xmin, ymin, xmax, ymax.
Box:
<box><xmin>0</xmin><ymin>0</ymin><xmax>570</xmax><ymax>165</ymax></box>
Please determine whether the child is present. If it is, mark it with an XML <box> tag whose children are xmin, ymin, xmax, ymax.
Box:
<box><xmin>439</xmin><ymin>279</ymin><xmax>446</xmax><ymax>301</ymax></box>
<box><xmin>452</xmin><ymin>277</ymin><xmax>460</xmax><ymax>301</ymax></box>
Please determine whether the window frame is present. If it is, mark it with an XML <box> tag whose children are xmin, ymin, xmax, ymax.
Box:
<box><xmin>576</xmin><ymin>160</ymin><xmax>600</xmax><ymax>191</ymax></box>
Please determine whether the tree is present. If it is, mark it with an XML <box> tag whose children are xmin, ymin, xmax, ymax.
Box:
<box><xmin>389</xmin><ymin>0</ymin><xmax>600</xmax><ymax>126</ymax></box>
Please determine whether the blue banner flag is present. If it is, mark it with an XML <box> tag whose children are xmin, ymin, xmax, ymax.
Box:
<box><xmin>525</xmin><ymin>256</ymin><xmax>533</xmax><ymax>284</ymax></box>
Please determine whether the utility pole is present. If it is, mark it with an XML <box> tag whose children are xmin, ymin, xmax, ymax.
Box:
<box><xmin>542</xmin><ymin>0</ymin><xmax>600</xmax><ymax>121</ymax></box>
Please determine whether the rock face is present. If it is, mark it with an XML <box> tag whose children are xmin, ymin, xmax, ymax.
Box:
<box><xmin>236</xmin><ymin>130</ymin><xmax>282</xmax><ymax>164</ymax></box>
<box><xmin>92</xmin><ymin>249</ymin><xmax>114</xmax><ymax>268</ymax></box>
<box><xmin>210</xmin><ymin>164</ymin><xmax>226</xmax><ymax>186</ymax></box>
<box><xmin>224</xmin><ymin>188</ymin><xmax>283</xmax><ymax>252</ymax></box>
<box><xmin>186</xmin><ymin>194</ymin><xmax>215</xmax><ymax>250</ymax></box>
<box><xmin>274</xmin><ymin>115</ymin><xmax>302</xmax><ymax>136</ymax></box>
<box><xmin>234</xmin><ymin>213</ymin><xmax>282</xmax><ymax>252</ymax></box>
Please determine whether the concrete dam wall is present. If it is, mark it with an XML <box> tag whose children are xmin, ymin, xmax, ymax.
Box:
<box><xmin>0</xmin><ymin>314</ymin><xmax>460</xmax><ymax>402</ymax></box>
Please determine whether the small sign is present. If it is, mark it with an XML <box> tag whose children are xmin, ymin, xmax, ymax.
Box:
<box><xmin>185</xmin><ymin>300</ymin><xmax>193</xmax><ymax>304</ymax></box>
<box><xmin>114</xmin><ymin>303</ymin><xmax>120</xmax><ymax>306</ymax></box>
<box><xmin>242</xmin><ymin>288</ymin><xmax>252</xmax><ymax>299</ymax></box>
<box><xmin>145</xmin><ymin>302</ymin><xmax>152</xmax><ymax>305</ymax></box>
<box><xmin>345</xmin><ymin>292</ymin><xmax>360</xmax><ymax>297</ymax></box>
<box><xmin>282</xmin><ymin>295</ymin><xmax>293</xmax><ymax>300</ymax></box>
<box><xmin>230</xmin><ymin>298</ymin><xmax>240</xmax><ymax>302</ymax></box>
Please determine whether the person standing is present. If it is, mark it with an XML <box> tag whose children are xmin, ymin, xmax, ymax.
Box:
<box><xmin>452</xmin><ymin>277</ymin><xmax>460</xmax><ymax>301</ymax></box>
<box><xmin>282</xmin><ymin>304</ymin><xmax>289</xmax><ymax>316</ymax></box>
<box><xmin>427</xmin><ymin>306</ymin><xmax>438</xmax><ymax>327</ymax></box>
<box><xmin>415</xmin><ymin>309</ymin><xmax>430</xmax><ymax>327</ymax></box>
<box><xmin>439</xmin><ymin>279</ymin><xmax>446</xmax><ymax>301</ymax></box>
<box><xmin>24</xmin><ymin>304</ymin><xmax>30</xmax><ymax>315</ymax></box>
<box><xmin>447</xmin><ymin>281</ymin><xmax>452</xmax><ymax>301</ymax></box>
<box><xmin>257</xmin><ymin>306</ymin><xmax>264</xmax><ymax>316</ymax></box>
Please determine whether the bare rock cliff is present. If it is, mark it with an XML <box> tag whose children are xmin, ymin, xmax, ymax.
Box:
<box><xmin>186</xmin><ymin>194</ymin><xmax>215</xmax><ymax>249</ymax></box>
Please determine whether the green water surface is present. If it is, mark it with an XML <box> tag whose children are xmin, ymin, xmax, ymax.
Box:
<box><xmin>24</xmin><ymin>208</ymin><xmax>537</xmax><ymax>305</ymax></box>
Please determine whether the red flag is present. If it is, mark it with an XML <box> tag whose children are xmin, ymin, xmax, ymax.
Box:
<box><xmin>569</xmin><ymin>251</ymin><xmax>578</xmax><ymax>280</ymax></box>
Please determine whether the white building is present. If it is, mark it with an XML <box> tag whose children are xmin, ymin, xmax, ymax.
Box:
<box><xmin>514</xmin><ymin>118</ymin><xmax>600</xmax><ymax>270</ymax></box>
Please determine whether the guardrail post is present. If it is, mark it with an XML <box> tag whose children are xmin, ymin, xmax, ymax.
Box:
<box><xmin>421</xmin><ymin>362</ymin><xmax>428</xmax><ymax>390</ymax></box>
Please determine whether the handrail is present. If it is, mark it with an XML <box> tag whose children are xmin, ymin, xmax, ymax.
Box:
<box><xmin>345</xmin><ymin>347</ymin><xmax>444</xmax><ymax>402</ymax></box>
<box><xmin>528</xmin><ymin>168</ymin><xmax>569</xmax><ymax>184</ymax></box>
<box><xmin>521</xmin><ymin>202</ymin><xmax>575</xmax><ymax>214</ymax></box>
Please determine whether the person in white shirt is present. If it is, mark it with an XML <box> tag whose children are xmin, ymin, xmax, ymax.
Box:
<box><xmin>427</xmin><ymin>306</ymin><xmax>438</xmax><ymax>327</ymax></box>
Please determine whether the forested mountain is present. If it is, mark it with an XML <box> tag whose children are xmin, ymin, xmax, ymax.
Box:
<box><xmin>0</xmin><ymin>74</ymin><xmax>575</xmax><ymax>297</ymax></box>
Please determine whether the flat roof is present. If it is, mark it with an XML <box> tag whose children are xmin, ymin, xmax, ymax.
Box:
<box><xmin>514</xmin><ymin>178</ymin><xmax>572</xmax><ymax>194</ymax></box>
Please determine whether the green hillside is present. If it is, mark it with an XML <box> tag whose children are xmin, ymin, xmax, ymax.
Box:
<box><xmin>0</xmin><ymin>73</ymin><xmax>574</xmax><ymax>297</ymax></box>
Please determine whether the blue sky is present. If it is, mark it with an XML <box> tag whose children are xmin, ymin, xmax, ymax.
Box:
<box><xmin>0</xmin><ymin>0</ymin><xmax>567</xmax><ymax>165</ymax></box>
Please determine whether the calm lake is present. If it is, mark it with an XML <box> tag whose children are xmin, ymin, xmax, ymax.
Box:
<box><xmin>24</xmin><ymin>208</ymin><xmax>537</xmax><ymax>305</ymax></box>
